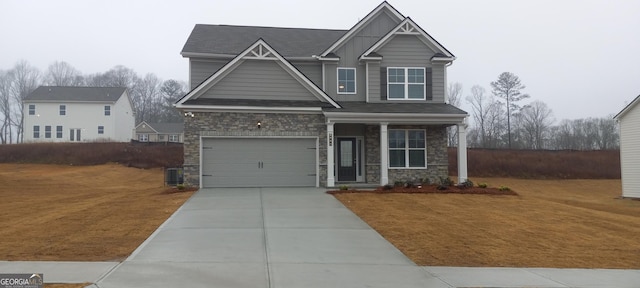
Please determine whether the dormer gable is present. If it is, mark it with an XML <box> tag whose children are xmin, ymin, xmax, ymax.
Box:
<box><xmin>319</xmin><ymin>1</ymin><xmax>404</xmax><ymax>57</ymax></box>
<box><xmin>360</xmin><ymin>17</ymin><xmax>455</xmax><ymax>62</ymax></box>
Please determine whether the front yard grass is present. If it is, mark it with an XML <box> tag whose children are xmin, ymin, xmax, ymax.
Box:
<box><xmin>334</xmin><ymin>178</ymin><xmax>640</xmax><ymax>268</ymax></box>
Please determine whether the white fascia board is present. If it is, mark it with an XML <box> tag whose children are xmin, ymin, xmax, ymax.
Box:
<box><xmin>324</xmin><ymin>112</ymin><xmax>467</xmax><ymax>124</ymax></box>
<box><xmin>431</xmin><ymin>57</ymin><xmax>456</xmax><ymax>62</ymax></box>
<box><xmin>360</xmin><ymin>18</ymin><xmax>455</xmax><ymax>60</ymax></box>
<box><xmin>614</xmin><ymin>94</ymin><xmax>640</xmax><ymax>120</ymax></box>
<box><xmin>321</xmin><ymin>2</ymin><xmax>404</xmax><ymax>57</ymax></box>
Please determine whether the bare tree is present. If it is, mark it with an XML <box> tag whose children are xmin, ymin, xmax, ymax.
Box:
<box><xmin>45</xmin><ymin>61</ymin><xmax>84</xmax><ymax>86</ymax></box>
<box><xmin>490</xmin><ymin>72</ymin><xmax>529</xmax><ymax>148</ymax></box>
<box><xmin>159</xmin><ymin>79</ymin><xmax>186</xmax><ymax>123</ymax></box>
<box><xmin>131</xmin><ymin>73</ymin><xmax>162</xmax><ymax>123</ymax></box>
<box><xmin>446</xmin><ymin>82</ymin><xmax>463</xmax><ymax>146</ymax></box>
<box><xmin>519</xmin><ymin>100</ymin><xmax>554</xmax><ymax>149</ymax></box>
<box><xmin>10</xmin><ymin>60</ymin><xmax>41</xmax><ymax>142</ymax></box>
<box><xmin>0</xmin><ymin>70</ymin><xmax>14</xmax><ymax>143</ymax></box>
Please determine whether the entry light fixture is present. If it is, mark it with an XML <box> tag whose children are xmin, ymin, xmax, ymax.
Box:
<box><xmin>184</xmin><ymin>112</ymin><xmax>195</xmax><ymax>118</ymax></box>
<box><xmin>257</xmin><ymin>121</ymin><xmax>262</xmax><ymax>129</ymax></box>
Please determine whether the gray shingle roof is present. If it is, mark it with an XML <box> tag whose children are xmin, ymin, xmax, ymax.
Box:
<box><xmin>24</xmin><ymin>86</ymin><xmax>127</xmax><ymax>102</ymax></box>
<box><xmin>181</xmin><ymin>25</ymin><xmax>347</xmax><ymax>57</ymax></box>
<box><xmin>148</xmin><ymin>123</ymin><xmax>184</xmax><ymax>134</ymax></box>
<box><xmin>326</xmin><ymin>102</ymin><xmax>468</xmax><ymax>115</ymax></box>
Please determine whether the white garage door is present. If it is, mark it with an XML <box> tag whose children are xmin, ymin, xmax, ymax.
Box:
<box><xmin>202</xmin><ymin>138</ymin><xmax>317</xmax><ymax>187</ymax></box>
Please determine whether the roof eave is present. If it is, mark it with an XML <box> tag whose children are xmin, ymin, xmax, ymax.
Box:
<box><xmin>614</xmin><ymin>94</ymin><xmax>640</xmax><ymax>120</ymax></box>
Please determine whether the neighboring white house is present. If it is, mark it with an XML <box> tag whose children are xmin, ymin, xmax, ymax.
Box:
<box><xmin>614</xmin><ymin>94</ymin><xmax>640</xmax><ymax>198</ymax></box>
<box><xmin>23</xmin><ymin>86</ymin><xmax>135</xmax><ymax>142</ymax></box>
<box><xmin>134</xmin><ymin>121</ymin><xmax>184</xmax><ymax>143</ymax></box>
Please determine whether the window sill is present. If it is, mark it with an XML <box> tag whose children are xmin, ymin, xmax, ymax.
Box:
<box><xmin>389</xmin><ymin>166</ymin><xmax>428</xmax><ymax>169</ymax></box>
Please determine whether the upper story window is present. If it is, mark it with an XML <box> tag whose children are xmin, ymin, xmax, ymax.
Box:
<box><xmin>29</xmin><ymin>104</ymin><xmax>36</xmax><ymax>115</ymax></box>
<box><xmin>389</xmin><ymin>129</ymin><xmax>426</xmax><ymax>168</ymax></box>
<box><xmin>387</xmin><ymin>68</ymin><xmax>425</xmax><ymax>100</ymax></box>
<box><xmin>104</xmin><ymin>105</ymin><xmax>111</xmax><ymax>116</ymax></box>
<box><xmin>59</xmin><ymin>105</ymin><xmax>66</xmax><ymax>116</ymax></box>
<box><xmin>337</xmin><ymin>68</ymin><xmax>356</xmax><ymax>94</ymax></box>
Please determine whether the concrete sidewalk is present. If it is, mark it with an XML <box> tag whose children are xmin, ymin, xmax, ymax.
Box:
<box><xmin>3</xmin><ymin>188</ymin><xmax>638</xmax><ymax>287</ymax></box>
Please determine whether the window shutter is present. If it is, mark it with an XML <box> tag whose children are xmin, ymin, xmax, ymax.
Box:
<box><xmin>426</xmin><ymin>67</ymin><xmax>433</xmax><ymax>101</ymax></box>
<box><xmin>380</xmin><ymin>67</ymin><xmax>387</xmax><ymax>100</ymax></box>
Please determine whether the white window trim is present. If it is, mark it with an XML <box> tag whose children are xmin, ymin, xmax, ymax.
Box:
<box><xmin>33</xmin><ymin>125</ymin><xmax>40</xmax><ymax>139</ymax></box>
<box><xmin>28</xmin><ymin>104</ymin><xmax>36</xmax><ymax>115</ymax></box>
<box><xmin>388</xmin><ymin>129</ymin><xmax>427</xmax><ymax>169</ymax></box>
<box><xmin>104</xmin><ymin>105</ymin><xmax>111</xmax><ymax>116</ymax></box>
<box><xmin>169</xmin><ymin>135</ymin><xmax>179</xmax><ymax>142</ymax></box>
<box><xmin>138</xmin><ymin>134</ymin><xmax>149</xmax><ymax>142</ymax></box>
<box><xmin>59</xmin><ymin>104</ymin><xmax>66</xmax><ymax>116</ymax></box>
<box><xmin>56</xmin><ymin>126</ymin><xmax>63</xmax><ymax>138</ymax></box>
<box><xmin>387</xmin><ymin>67</ymin><xmax>426</xmax><ymax>100</ymax></box>
<box><xmin>337</xmin><ymin>67</ymin><xmax>357</xmax><ymax>95</ymax></box>
<box><xmin>98</xmin><ymin>126</ymin><xmax>104</xmax><ymax>134</ymax></box>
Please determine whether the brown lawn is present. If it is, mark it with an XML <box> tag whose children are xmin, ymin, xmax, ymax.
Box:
<box><xmin>334</xmin><ymin>178</ymin><xmax>640</xmax><ymax>268</ymax></box>
<box><xmin>0</xmin><ymin>163</ymin><xmax>194</xmax><ymax>262</ymax></box>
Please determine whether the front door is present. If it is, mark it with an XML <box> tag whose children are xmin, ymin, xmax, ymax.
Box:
<box><xmin>337</xmin><ymin>138</ymin><xmax>356</xmax><ymax>181</ymax></box>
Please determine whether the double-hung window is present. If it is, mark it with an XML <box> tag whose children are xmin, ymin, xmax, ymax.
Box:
<box><xmin>389</xmin><ymin>129</ymin><xmax>426</xmax><ymax>168</ymax></box>
<box><xmin>45</xmin><ymin>126</ymin><xmax>51</xmax><ymax>138</ymax></box>
<box><xmin>59</xmin><ymin>105</ymin><xmax>66</xmax><ymax>115</ymax></box>
<box><xmin>104</xmin><ymin>106</ymin><xmax>111</xmax><ymax>116</ymax></box>
<box><xmin>387</xmin><ymin>68</ymin><xmax>425</xmax><ymax>99</ymax></box>
<box><xmin>29</xmin><ymin>105</ymin><xmax>36</xmax><ymax>115</ymax></box>
<box><xmin>56</xmin><ymin>126</ymin><xmax>63</xmax><ymax>138</ymax></box>
<box><xmin>337</xmin><ymin>68</ymin><xmax>356</xmax><ymax>94</ymax></box>
<box><xmin>33</xmin><ymin>126</ymin><xmax>40</xmax><ymax>139</ymax></box>
<box><xmin>169</xmin><ymin>135</ymin><xmax>179</xmax><ymax>142</ymax></box>
<box><xmin>98</xmin><ymin>126</ymin><xmax>104</xmax><ymax>134</ymax></box>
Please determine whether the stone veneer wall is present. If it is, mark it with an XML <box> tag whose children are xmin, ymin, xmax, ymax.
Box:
<box><xmin>387</xmin><ymin>125</ymin><xmax>449</xmax><ymax>184</ymax></box>
<box><xmin>183</xmin><ymin>112</ymin><xmax>327</xmax><ymax>187</ymax></box>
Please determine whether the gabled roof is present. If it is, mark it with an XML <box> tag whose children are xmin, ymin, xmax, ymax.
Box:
<box><xmin>320</xmin><ymin>1</ymin><xmax>405</xmax><ymax>57</ymax></box>
<box><xmin>24</xmin><ymin>86</ymin><xmax>127</xmax><ymax>102</ymax></box>
<box><xmin>181</xmin><ymin>25</ymin><xmax>346</xmax><ymax>58</ymax></box>
<box><xmin>614</xmin><ymin>94</ymin><xmax>640</xmax><ymax>120</ymax></box>
<box><xmin>360</xmin><ymin>17</ymin><xmax>455</xmax><ymax>61</ymax></box>
<box><xmin>135</xmin><ymin>121</ymin><xmax>184</xmax><ymax>134</ymax></box>
<box><xmin>176</xmin><ymin>39</ymin><xmax>341</xmax><ymax>109</ymax></box>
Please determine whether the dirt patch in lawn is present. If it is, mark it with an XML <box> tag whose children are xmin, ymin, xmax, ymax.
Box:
<box><xmin>0</xmin><ymin>163</ymin><xmax>194</xmax><ymax>261</ymax></box>
<box><xmin>334</xmin><ymin>178</ymin><xmax>640</xmax><ymax>268</ymax></box>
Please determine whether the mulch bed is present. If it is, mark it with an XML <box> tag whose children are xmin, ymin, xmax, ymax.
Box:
<box><xmin>328</xmin><ymin>185</ymin><xmax>518</xmax><ymax>196</ymax></box>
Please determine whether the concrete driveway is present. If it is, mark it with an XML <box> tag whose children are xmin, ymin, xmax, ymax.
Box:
<box><xmin>94</xmin><ymin>187</ymin><xmax>640</xmax><ymax>288</ymax></box>
<box><xmin>95</xmin><ymin>187</ymin><xmax>447</xmax><ymax>287</ymax></box>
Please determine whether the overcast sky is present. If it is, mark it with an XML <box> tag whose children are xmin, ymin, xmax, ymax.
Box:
<box><xmin>1</xmin><ymin>0</ymin><xmax>639</xmax><ymax>121</ymax></box>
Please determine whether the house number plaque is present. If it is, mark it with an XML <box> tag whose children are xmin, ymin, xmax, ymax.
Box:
<box><xmin>328</xmin><ymin>133</ymin><xmax>333</xmax><ymax>146</ymax></box>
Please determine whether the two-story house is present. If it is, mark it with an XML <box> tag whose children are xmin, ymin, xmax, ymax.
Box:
<box><xmin>23</xmin><ymin>86</ymin><xmax>135</xmax><ymax>142</ymax></box>
<box><xmin>175</xmin><ymin>1</ymin><xmax>468</xmax><ymax>188</ymax></box>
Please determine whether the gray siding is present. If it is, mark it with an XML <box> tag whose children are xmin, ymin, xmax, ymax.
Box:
<box><xmin>329</xmin><ymin>10</ymin><xmax>400</xmax><ymax>102</ymax></box>
<box><xmin>201</xmin><ymin>60</ymin><xmax>318</xmax><ymax>101</ymax></box>
<box><xmin>190</xmin><ymin>58</ymin><xmax>229</xmax><ymax>89</ymax></box>
<box><xmin>377</xmin><ymin>35</ymin><xmax>446</xmax><ymax>103</ymax></box>
<box><xmin>620</xmin><ymin>102</ymin><xmax>640</xmax><ymax>198</ymax></box>
<box><xmin>292</xmin><ymin>61</ymin><xmax>322</xmax><ymax>87</ymax></box>
<box><xmin>367</xmin><ymin>61</ymin><xmax>381</xmax><ymax>102</ymax></box>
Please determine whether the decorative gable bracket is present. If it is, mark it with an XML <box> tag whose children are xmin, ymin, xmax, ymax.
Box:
<box><xmin>247</xmin><ymin>44</ymin><xmax>275</xmax><ymax>60</ymax></box>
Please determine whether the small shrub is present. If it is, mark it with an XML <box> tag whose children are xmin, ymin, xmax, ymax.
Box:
<box><xmin>176</xmin><ymin>184</ymin><xmax>186</xmax><ymax>190</ymax></box>
<box><xmin>459</xmin><ymin>179</ymin><xmax>474</xmax><ymax>188</ymax></box>
<box><xmin>439</xmin><ymin>177</ymin><xmax>454</xmax><ymax>187</ymax></box>
<box><xmin>436</xmin><ymin>184</ymin><xmax>448</xmax><ymax>190</ymax></box>
<box><xmin>478</xmin><ymin>183</ymin><xmax>488</xmax><ymax>188</ymax></box>
<box><xmin>421</xmin><ymin>177</ymin><xmax>431</xmax><ymax>185</ymax></box>
<box><xmin>339</xmin><ymin>185</ymin><xmax>349</xmax><ymax>190</ymax></box>
<box><xmin>394</xmin><ymin>181</ymin><xmax>405</xmax><ymax>187</ymax></box>
<box><xmin>405</xmin><ymin>181</ymin><xmax>417</xmax><ymax>188</ymax></box>
<box><xmin>499</xmin><ymin>186</ymin><xmax>511</xmax><ymax>191</ymax></box>
<box><xmin>382</xmin><ymin>184</ymin><xmax>394</xmax><ymax>190</ymax></box>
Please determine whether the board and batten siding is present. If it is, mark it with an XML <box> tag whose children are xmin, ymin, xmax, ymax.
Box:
<box><xmin>190</xmin><ymin>58</ymin><xmax>229</xmax><ymax>89</ymax></box>
<box><xmin>292</xmin><ymin>61</ymin><xmax>322</xmax><ymax>88</ymax></box>
<box><xmin>619</xmin><ymin>101</ymin><xmax>640</xmax><ymax>198</ymax></box>
<box><xmin>200</xmin><ymin>60</ymin><xmax>318</xmax><ymax>101</ymax></box>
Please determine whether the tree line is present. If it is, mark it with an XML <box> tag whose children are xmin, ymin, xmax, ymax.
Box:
<box><xmin>447</xmin><ymin>72</ymin><xmax>619</xmax><ymax>150</ymax></box>
<box><xmin>0</xmin><ymin>60</ymin><xmax>187</xmax><ymax>144</ymax></box>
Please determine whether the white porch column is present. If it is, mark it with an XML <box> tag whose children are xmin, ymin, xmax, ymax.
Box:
<box><xmin>380</xmin><ymin>122</ymin><xmax>389</xmax><ymax>185</ymax></box>
<box><xmin>457</xmin><ymin>123</ymin><xmax>468</xmax><ymax>183</ymax></box>
<box><xmin>327</xmin><ymin>122</ymin><xmax>335</xmax><ymax>187</ymax></box>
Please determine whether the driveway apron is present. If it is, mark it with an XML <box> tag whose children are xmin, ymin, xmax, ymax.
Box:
<box><xmin>95</xmin><ymin>187</ymin><xmax>448</xmax><ymax>288</ymax></box>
